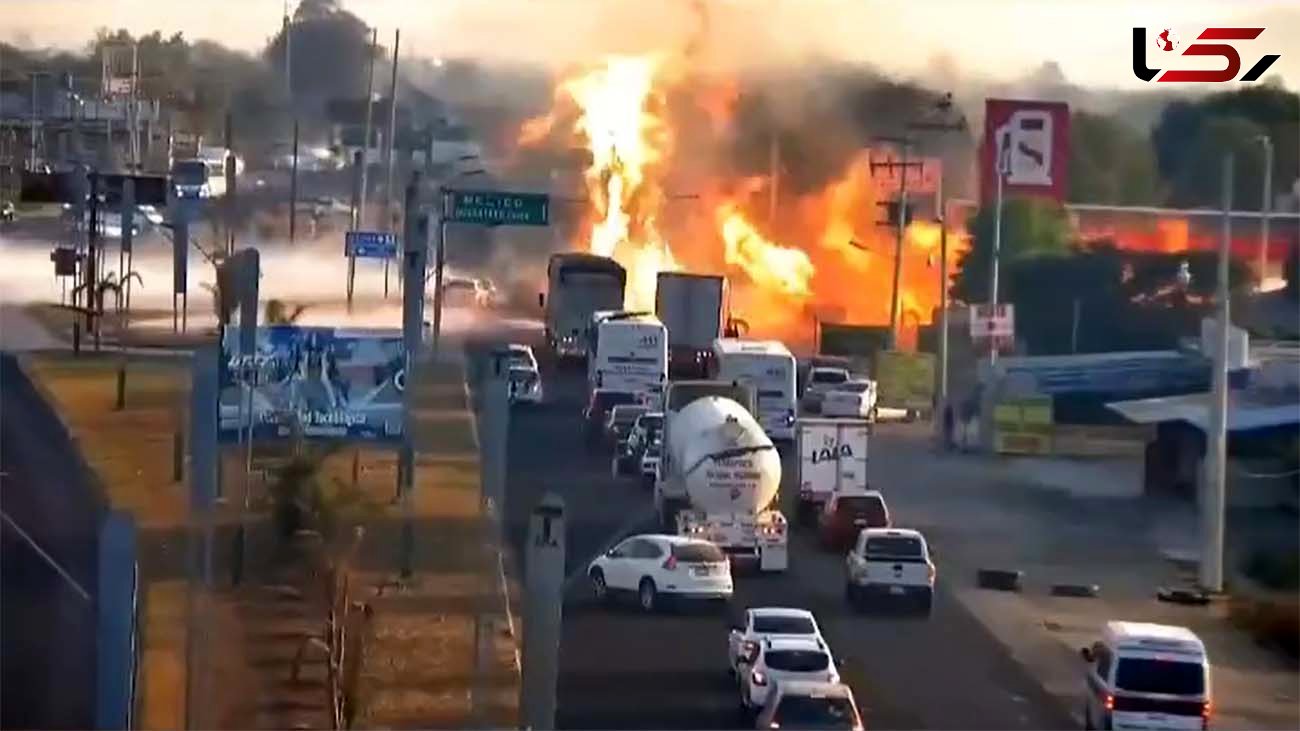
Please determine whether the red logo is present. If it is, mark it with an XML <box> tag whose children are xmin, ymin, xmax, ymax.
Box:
<box><xmin>1133</xmin><ymin>27</ymin><xmax>1281</xmax><ymax>82</ymax></box>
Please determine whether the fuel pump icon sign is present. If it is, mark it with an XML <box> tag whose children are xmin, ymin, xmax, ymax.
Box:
<box><xmin>995</xmin><ymin>110</ymin><xmax>1053</xmax><ymax>187</ymax></box>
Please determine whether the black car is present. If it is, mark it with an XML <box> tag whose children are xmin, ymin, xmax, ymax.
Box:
<box><xmin>584</xmin><ymin>389</ymin><xmax>638</xmax><ymax>452</ymax></box>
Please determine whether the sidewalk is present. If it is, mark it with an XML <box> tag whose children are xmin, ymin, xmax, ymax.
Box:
<box><xmin>871</xmin><ymin>423</ymin><xmax>1300</xmax><ymax>730</ymax></box>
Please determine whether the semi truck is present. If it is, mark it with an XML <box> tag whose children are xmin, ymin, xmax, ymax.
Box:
<box><xmin>655</xmin><ymin>272</ymin><xmax>726</xmax><ymax>378</ymax></box>
<box><xmin>794</xmin><ymin>418</ymin><xmax>870</xmax><ymax>525</ymax></box>
<box><xmin>655</xmin><ymin>380</ymin><xmax>789</xmax><ymax>572</ymax></box>
<box><xmin>542</xmin><ymin>253</ymin><xmax>627</xmax><ymax>360</ymax></box>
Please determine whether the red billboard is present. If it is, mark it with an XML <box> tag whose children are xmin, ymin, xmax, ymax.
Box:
<box><xmin>980</xmin><ymin>99</ymin><xmax>1070</xmax><ymax>205</ymax></box>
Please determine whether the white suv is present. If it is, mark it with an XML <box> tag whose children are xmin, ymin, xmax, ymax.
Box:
<box><xmin>844</xmin><ymin>528</ymin><xmax>935</xmax><ymax>615</ymax></box>
<box><xmin>738</xmin><ymin>636</ymin><xmax>841</xmax><ymax>712</ymax></box>
<box><xmin>754</xmin><ymin>680</ymin><xmax>863</xmax><ymax>731</ymax></box>
<box><xmin>727</xmin><ymin>607</ymin><xmax>826</xmax><ymax>674</ymax></box>
<box><xmin>587</xmin><ymin>534</ymin><xmax>733</xmax><ymax>612</ymax></box>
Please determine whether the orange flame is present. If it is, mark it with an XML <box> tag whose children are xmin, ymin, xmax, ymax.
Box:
<box><xmin>717</xmin><ymin>202</ymin><xmax>815</xmax><ymax>298</ymax></box>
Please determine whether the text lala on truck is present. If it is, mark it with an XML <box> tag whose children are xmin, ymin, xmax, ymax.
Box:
<box><xmin>795</xmin><ymin>418</ymin><xmax>870</xmax><ymax>525</ymax></box>
<box><xmin>654</xmin><ymin>380</ymin><xmax>788</xmax><ymax>572</ymax></box>
<box><xmin>586</xmin><ymin>310</ymin><xmax>669</xmax><ymax>409</ymax></box>
<box><xmin>542</xmin><ymin>253</ymin><xmax>627</xmax><ymax>360</ymax></box>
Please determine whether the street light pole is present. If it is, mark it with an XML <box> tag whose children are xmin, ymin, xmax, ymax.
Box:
<box><xmin>990</xmin><ymin>130</ymin><xmax>1009</xmax><ymax>365</ymax></box>
<box><xmin>1256</xmin><ymin>135</ymin><xmax>1273</xmax><ymax>288</ymax></box>
<box><xmin>357</xmin><ymin>27</ymin><xmax>378</xmax><ymax>230</ymax></box>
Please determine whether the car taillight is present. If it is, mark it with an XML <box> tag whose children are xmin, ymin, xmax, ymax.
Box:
<box><xmin>1104</xmin><ymin>694</ymin><xmax>1114</xmax><ymax>712</ymax></box>
<box><xmin>751</xmin><ymin>669</ymin><xmax>767</xmax><ymax>686</ymax></box>
<box><xmin>927</xmin><ymin>562</ymin><xmax>936</xmax><ymax>582</ymax></box>
<box><xmin>1203</xmin><ymin>699</ymin><xmax>1212</xmax><ymax>727</ymax></box>
<box><xmin>742</xmin><ymin>640</ymin><xmax>758</xmax><ymax>658</ymax></box>
<box><xmin>662</xmin><ymin>555</ymin><xmax>678</xmax><ymax>571</ymax></box>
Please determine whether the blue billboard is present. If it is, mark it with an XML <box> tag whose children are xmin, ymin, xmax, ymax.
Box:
<box><xmin>219</xmin><ymin>326</ymin><xmax>405</xmax><ymax>442</ymax></box>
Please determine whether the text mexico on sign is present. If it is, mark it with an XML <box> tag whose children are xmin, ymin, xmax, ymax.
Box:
<box><xmin>444</xmin><ymin>189</ymin><xmax>550</xmax><ymax>226</ymax></box>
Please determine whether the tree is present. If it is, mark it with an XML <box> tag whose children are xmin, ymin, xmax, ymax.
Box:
<box><xmin>1069</xmin><ymin>112</ymin><xmax>1163</xmax><ymax>205</ymax></box>
<box><xmin>951</xmin><ymin>197</ymin><xmax>1073</xmax><ymax>303</ymax></box>
<box><xmin>264</xmin><ymin>0</ymin><xmax>378</xmax><ymax>109</ymax></box>
<box><xmin>1167</xmin><ymin>115</ymin><xmax>1270</xmax><ymax>209</ymax></box>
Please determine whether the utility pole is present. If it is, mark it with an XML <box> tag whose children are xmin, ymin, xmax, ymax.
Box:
<box><xmin>869</xmin><ymin>138</ymin><xmax>923</xmax><ymax>348</ymax></box>
<box><xmin>289</xmin><ymin>119</ymin><xmax>299</xmax><ymax>243</ymax></box>
<box><xmin>398</xmin><ymin>173</ymin><xmax>427</xmax><ymax>578</ymax></box>
<box><xmin>347</xmin><ymin>150</ymin><xmax>361</xmax><ymax>307</ymax></box>
<box><xmin>29</xmin><ymin>71</ymin><xmax>38</xmax><ymax>171</ymax></box>
<box><xmin>1256</xmin><ymin>135</ymin><xmax>1273</xmax><ymax>288</ymax></box>
<box><xmin>357</xmin><ymin>27</ymin><xmax>378</xmax><ymax>230</ymax></box>
<box><xmin>224</xmin><ymin>113</ymin><xmax>236</xmax><ymax>255</ymax></box>
<box><xmin>282</xmin><ymin>1</ymin><xmax>292</xmax><ymax>99</ymax></box>
<box><xmin>382</xmin><ymin>30</ymin><xmax>401</xmax><ymax>298</ymax></box>
<box><xmin>990</xmin><ymin>129</ymin><xmax>1010</xmax><ymax>365</ymax></box>
<box><xmin>768</xmin><ymin>132</ymin><xmax>780</xmax><ymax>228</ymax></box>
<box><xmin>1201</xmin><ymin>153</ymin><xmax>1232</xmax><ymax>593</ymax></box>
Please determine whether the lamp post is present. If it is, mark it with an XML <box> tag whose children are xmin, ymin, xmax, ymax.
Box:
<box><xmin>1254</xmin><ymin>134</ymin><xmax>1273</xmax><ymax>288</ymax></box>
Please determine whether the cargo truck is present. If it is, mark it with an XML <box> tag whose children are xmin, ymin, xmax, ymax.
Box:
<box><xmin>655</xmin><ymin>380</ymin><xmax>788</xmax><ymax>572</ymax></box>
<box><xmin>655</xmin><ymin>272</ymin><xmax>726</xmax><ymax>378</ymax></box>
<box><xmin>794</xmin><ymin>418</ymin><xmax>870</xmax><ymax>525</ymax></box>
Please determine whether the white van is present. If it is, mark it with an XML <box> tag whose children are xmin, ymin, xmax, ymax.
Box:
<box><xmin>1081</xmin><ymin>621</ymin><xmax>1211</xmax><ymax>731</ymax></box>
<box><xmin>708</xmin><ymin>338</ymin><xmax>797</xmax><ymax>439</ymax></box>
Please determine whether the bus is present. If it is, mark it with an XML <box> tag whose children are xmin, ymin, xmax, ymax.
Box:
<box><xmin>587</xmin><ymin>310</ymin><xmax>668</xmax><ymax>408</ymax></box>
<box><xmin>708</xmin><ymin>338</ymin><xmax>798</xmax><ymax>439</ymax></box>
<box><xmin>543</xmin><ymin>253</ymin><xmax>627</xmax><ymax>360</ymax></box>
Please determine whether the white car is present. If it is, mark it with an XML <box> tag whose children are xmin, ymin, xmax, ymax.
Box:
<box><xmin>727</xmin><ymin>607</ymin><xmax>826</xmax><ymax>674</ymax></box>
<box><xmin>754</xmin><ymin>680</ymin><xmax>864</xmax><ymax>731</ymax></box>
<box><xmin>587</xmin><ymin>534</ymin><xmax>733</xmax><ymax>612</ymax></box>
<box><xmin>493</xmin><ymin>343</ymin><xmax>539</xmax><ymax>372</ymax></box>
<box><xmin>802</xmin><ymin>367</ymin><xmax>851</xmax><ymax>413</ymax></box>
<box><xmin>1081</xmin><ymin>622</ymin><xmax>1211</xmax><ymax>731</ymax></box>
<box><xmin>738</xmin><ymin>636</ymin><xmax>841</xmax><ymax>712</ymax></box>
<box><xmin>844</xmin><ymin>528</ymin><xmax>935</xmax><ymax>615</ymax></box>
<box><xmin>821</xmin><ymin>379</ymin><xmax>878</xmax><ymax>420</ymax></box>
<box><xmin>507</xmin><ymin>365</ymin><xmax>543</xmax><ymax>405</ymax></box>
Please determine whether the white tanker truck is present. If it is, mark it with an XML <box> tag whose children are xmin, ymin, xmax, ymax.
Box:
<box><xmin>655</xmin><ymin>381</ymin><xmax>789</xmax><ymax>572</ymax></box>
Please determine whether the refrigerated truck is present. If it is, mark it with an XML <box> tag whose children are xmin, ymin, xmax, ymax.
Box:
<box><xmin>708</xmin><ymin>338</ymin><xmax>798</xmax><ymax>440</ymax></box>
<box><xmin>543</xmin><ymin>253</ymin><xmax>627</xmax><ymax>360</ymax></box>
<box><xmin>794</xmin><ymin>418</ymin><xmax>870</xmax><ymax>525</ymax></box>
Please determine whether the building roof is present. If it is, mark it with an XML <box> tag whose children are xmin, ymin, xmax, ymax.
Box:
<box><xmin>1107</xmin><ymin>383</ymin><xmax>1300</xmax><ymax>432</ymax></box>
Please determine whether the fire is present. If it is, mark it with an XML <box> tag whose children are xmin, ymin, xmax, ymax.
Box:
<box><xmin>517</xmin><ymin>56</ymin><xmax>971</xmax><ymax>352</ymax></box>
<box><xmin>717</xmin><ymin>202</ymin><xmax>814</xmax><ymax>298</ymax></box>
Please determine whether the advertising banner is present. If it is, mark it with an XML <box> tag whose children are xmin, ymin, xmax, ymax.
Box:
<box><xmin>219</xmin><ymin>326</ymin><xmax>405</xmax><ymax>443</ymax></box>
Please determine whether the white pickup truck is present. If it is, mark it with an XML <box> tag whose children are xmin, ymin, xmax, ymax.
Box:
<box><xmin>844</xmin><ymin>528</ymin><xmax>935</xmax><ymax>616</ymax></box>
<box><xmin>795</xmin><ymin>418</ymin><xmax>870</xmax><ymax>526</ymax></box>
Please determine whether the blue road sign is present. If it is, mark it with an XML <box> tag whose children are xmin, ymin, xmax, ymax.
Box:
<box><xmin>345</xmin><ymin>230</ymin><xmax>398</xmax><ymax>258</ymax></box>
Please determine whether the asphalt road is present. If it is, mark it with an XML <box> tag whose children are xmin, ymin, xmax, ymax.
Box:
<box><xmin>0</xmin><ymin>354</ymin><xmax>104</xmax><ymax>729</ymax></box>
<box><xmin>470</xmin><ymin>318</ymin><xmax>1077</xmax><ymax>731</ymax></box>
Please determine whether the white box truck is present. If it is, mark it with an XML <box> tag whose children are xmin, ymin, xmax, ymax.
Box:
<box><xmin>794</xmin><ymin>418</ymin><xmax>870</xmax><ymax>525</ymax></box>
<box><xmin>656</xmin><ymin>380</ymin><xmax>789</xmax><ymax>572</ymax></box>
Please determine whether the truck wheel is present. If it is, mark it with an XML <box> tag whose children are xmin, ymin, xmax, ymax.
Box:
<box><xmin>638</xmin><ymin>578</ymin><xmax>658</xmax><ymax>612</ymax></box>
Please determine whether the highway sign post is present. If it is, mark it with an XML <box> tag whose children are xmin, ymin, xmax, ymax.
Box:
<box><xmin>443</xmin><ymin>189</ymin><xmax>550</xmax><ymax>227</ymax></box>
<box><xmin>345</xmin><ymin>230</ymin><xmax>397</xmax><ymax>258</ymax></box>
<box><xmin>969</xmin><ymin>303</ymin><xmax>1015</xmax><ymax>352</ymax></box>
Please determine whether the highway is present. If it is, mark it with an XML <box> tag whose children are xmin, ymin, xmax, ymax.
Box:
<box><xmin>471</xmin><ymin>317</ymin><xmax>1076</xmax><ymax>731</ymax></box>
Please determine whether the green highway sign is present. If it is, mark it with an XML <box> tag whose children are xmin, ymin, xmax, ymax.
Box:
<box><xmin>444</xmin><ymin>189</ymin><xmax>549</xmax><ymax>227</ymax></box>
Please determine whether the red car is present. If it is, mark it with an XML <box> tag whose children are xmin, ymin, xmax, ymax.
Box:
<box><xmin>818</xmin><ymin>491</ymin><xmax>890</xmax><ymax>552</ymax></box>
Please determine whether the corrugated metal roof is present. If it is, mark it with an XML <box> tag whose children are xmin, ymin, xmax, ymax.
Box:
<box><xmin>1107</xmin><ymin>385</ymin><xmax>1300</xmax><ymax>432</ymax></box>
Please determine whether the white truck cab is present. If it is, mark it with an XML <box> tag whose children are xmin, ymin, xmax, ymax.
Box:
<box><xmin>1081</xmin><ymin>622</ymin><xmax>1211</xmax><ymax>731</ymax></box>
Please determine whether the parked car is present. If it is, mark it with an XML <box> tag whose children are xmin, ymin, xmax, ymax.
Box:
<box><xmin>587</xmin><ymin>534</ymin><xmax>733</xmax><ymax>611</ymax></box>
<box><xmin>819</xmin><ymin>491</ymin><xmax>890</xmax><ymax>552</ymax></box>
<box><xmin>754</xmin><ymin>680</ymin><xmax>863</xmax><ymax>731</ymax></box>
<box><xmin>802</xmin><ymin>367</ymin><xmax>851</xmax><ymax>414</ymax></box>
<box><xmin>821</xmin><ymin>379</ymin><xmax>878</xmax><ymax>421</ymax></box>
<box><xmin>844</xmin><ymin>528</ymin><xmax>935</xmax><ymax>615</ymax></box>
<box><xmin>584</xmin><ymin>389</ymin><xmax>639</xmax><ymax>451</ymax></box>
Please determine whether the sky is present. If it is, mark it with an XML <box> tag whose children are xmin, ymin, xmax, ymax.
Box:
<box><xmin>1</xmin><ymin>0</ymin><xmax>1297</xmax><ymax>91</ymax></box>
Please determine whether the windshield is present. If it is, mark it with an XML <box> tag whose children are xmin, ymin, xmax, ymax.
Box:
<box><xmin>812</xmin><ymin>370</ymin><xmax>848</xmax><ymax>385</ymax></box>
<box><xmin>613</xmin><ymin>407</ymin><xmax>647</xmax><ymax>424</ymax></box>
<box><xmin>637</xmin><ymin>415</ymin><xmax>663</xmax><ymax>430</ymax></box>
<box><xmin>753</xmin><ymin>615</ymin><xmax>816</xmax><ymax>635</ymax></box>
<box><xmin>835</xmin><ymin>381</ymin><xmax>873</xmax><ymax>394</ymax></box>
<box><xmin>596</xmin><ymin>392</ymin><xmax>637</xmax><ymax>410</ymax></box>
<box><xmin>773</xmin><ymin>695</ymin><xmax>858</xmax><ymax>730</ymax></box>
<box><xmin>838</xmin><ymin>497</ymin><xmax>888</xmax><ymax>525</ymax></box>
<box><xmin>764</xmin><ymin>650</ymin><xmax>830</xmax><ymax>673</ymax></box>
<box><xmin>671</xmin><ymin>542</ymin><xmax>725</xmax><ymax>562</ymax></box>
<box><xmin>173</xmin><ymin>161</ymin><xmax>207</xmax><ymax>182</ymax></box>
<box><xmin>1114</xmin><ymin>658</ymin><xmax>1205</xmax><ymax>696</ymax></box>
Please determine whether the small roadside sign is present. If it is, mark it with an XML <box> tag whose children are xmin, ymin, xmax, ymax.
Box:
<box><xmin>444</xmin><ymin>189</ymin><xmax>549</xmax><ymax>227</ymax></box>
<box><xmin>346</xmin><ymin>230</ymin><xmax>397</xmax><ymax>258</ymax></box>
<box><xmin>969</xmin><ymin>303</ymin><xmax>1015</xmax><ymax>339</ymax></box>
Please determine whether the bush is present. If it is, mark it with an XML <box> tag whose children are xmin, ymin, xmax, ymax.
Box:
<box><xmin>1229</xmin><ymin>598</ymin><xmax>1300</xmax><ymax>659</ymax></box>
<box><xmin>1242</xmin><ymin>550</ymin><xmax>1300</xmax><ymax>591</ymax></box>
